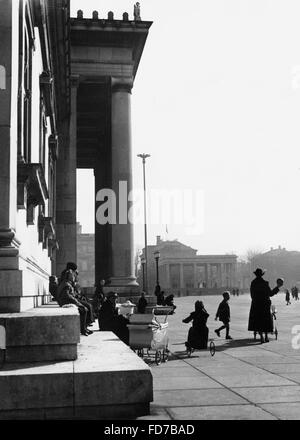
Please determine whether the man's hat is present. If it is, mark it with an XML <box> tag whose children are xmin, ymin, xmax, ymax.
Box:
<box><xmin>66</xmin><ymin>262</ymin><xmax>77</xmax><ymax>271</ymax></box>
<box><xmin>253</xmin><ymin>268</ymin><xmax>265</xmax><ymax>276</ymax></box>
<box><xmin>106</xmin><ymin>291</ymin><xmax>118</xmax><ymax>298</ymax></box>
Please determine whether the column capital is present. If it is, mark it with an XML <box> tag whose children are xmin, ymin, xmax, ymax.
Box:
<box><xmin>111</xmin><ymin>77</ymin><xmax>133</xmax><ymax>94</ymax></box>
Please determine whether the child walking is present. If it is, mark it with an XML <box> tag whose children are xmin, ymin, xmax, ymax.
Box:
<box><xmin>215</xmin><ymin>291</ymin><xmax>232</xmax><ymax>340</ymax></box>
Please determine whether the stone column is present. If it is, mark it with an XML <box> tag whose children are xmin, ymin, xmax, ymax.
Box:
<box><xmin>109</xmin><ymin>77</ymin><xmax>138</xmax><ymax>292</ymax></box>
<box><xmin>220</xmin><ymin>263</ymin><xmax>225</xmax><ymax>287</ymax></box>
<box><xmin>193</xmin><ymin>264</ymin><xmax>198</xmax><ymax>288</ymax></box>
<box><xmin>94</xmin><ymin>150</ymin><xmax>112</xmax><ymax>285</ymax></box>
<box><xmin>165</xmin><ymin>264</ymin><xmax>170</xmax><ymax>289</ymax></box>
<box><xmin>180</xmin><ymin>264</ymin><xmax>185</xmax><ymax>289</ymax></box>
<box><xmin>217</xmin><ymin>263</ymin><xmax>222</xmax><ymax>287</ymax></box>
<box><xmin>56</xmin><ymin>75</ymin><xmax>78</xmax><ymax>277</ymax></box>
<box><xmin>0</xmin><ymin>0</ymin><xmax>22</xmax><ymax>312</ymax></box>
<box><xmin>207</xmin><ymin>263</ymin><xmax>211</xmax><ymax>288</ymax></box>
<box><xmin>231</xmin><ymin>262</ymin><xmax>236</xmax><ymax>288</ymax></box>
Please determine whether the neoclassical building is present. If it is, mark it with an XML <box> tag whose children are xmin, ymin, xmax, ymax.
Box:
<box><xmin>139</xmin><ymin>236</ymin><xmax>237</xmax><ymax>295</ymax></box>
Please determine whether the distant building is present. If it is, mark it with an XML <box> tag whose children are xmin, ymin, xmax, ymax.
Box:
<box><xmin>138</xmin><ymin>236</ymin><xmax>237</xmax><ymax>295</ymax></box>
<box><xmin>236</xmin><ymin>260</ymin><xmax>251</xmax><ymax>290</ymax></box>
<box><xmin>250</xmin><ymin>246</ymin><xmax>300</xmax><ymax>288</ymax></box>
<box><xmin>76</xmin><ymin>224</ymin><xmax>94</xmax><ymax>288</ymax></box>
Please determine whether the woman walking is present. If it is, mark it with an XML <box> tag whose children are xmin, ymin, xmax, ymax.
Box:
<box><xmin>248</xmin><ymin>268</ymin><xmax>283</xmax><ymax>343</ymax></box>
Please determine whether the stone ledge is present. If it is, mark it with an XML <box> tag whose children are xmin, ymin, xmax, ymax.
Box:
<box><xmin>0</xmin><ymin>307</ymin><xmax>80</xmax><ymax>346</ymax></box>
<box><xmin>5</xmin><ymin>344</ymin><xmax>77</xmax><ymax>363</ymax></box>
<box><xmin>0</xmin><ymin>331</ymin><xmax>153</xmax><ymax>419</ymax></box>
<box><xmin>0</xmin><ymin>403</ymin><xmax>150</xmax><ymax>420</ymax></box>
<box><xmin>0</xmin><ymin>306</ymin><xmax>80</xmax><ymax>362</ymax></box>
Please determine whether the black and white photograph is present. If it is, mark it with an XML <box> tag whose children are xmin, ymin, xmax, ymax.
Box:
<box><xmin>1</xmin><ymin>0</ymin><xmax>300</xmax><ymax>425</ymax></box>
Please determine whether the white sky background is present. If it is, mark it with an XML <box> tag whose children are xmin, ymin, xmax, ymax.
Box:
<box><xmin>74</xmin><ymin>0</ymin><xmax>300</xmax><ymax>258</ymax></box>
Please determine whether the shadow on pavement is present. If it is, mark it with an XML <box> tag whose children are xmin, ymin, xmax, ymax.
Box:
<box><xmin>169</xmin><ymin>337</ymin><xmax>263</xmax><ymax>360</ymax></box>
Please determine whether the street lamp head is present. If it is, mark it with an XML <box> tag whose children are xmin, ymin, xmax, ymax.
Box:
<box><xmin>154</xmin><ymin>250</ymin><xmax>160</xmax><ymax>260</ymax></box>
<box><xmin>137</xmin><ymin>153</ymin><xmax>151</xmax><ymax>161</ymax></box>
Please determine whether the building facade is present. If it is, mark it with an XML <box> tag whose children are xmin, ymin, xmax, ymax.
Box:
<box><xmin>139</xmin><ymin>236</ymin><xmax>237</xmax><ymax>295</ymax></box>
<box><xmin>250</xmin><ymin>246</ymin><xmax>300</xmax><ymax>288</ymax></box>
<box><xmin>76</xmin><ymin>223</ymin><xmax>94</xmax><ymax>288</ymax></box>
<box><xmin>0</xmin><ymin>0</ymin><xmax>69</xmax><ymax>313</ymax></box>
<box><xmin>0</xmin><ymin>0</ymin><xmax>152</xmax><ymax>313</ymax></box>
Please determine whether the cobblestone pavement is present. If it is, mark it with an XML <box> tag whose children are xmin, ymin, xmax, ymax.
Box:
<box><xmin>137</xmin><ymin>292</ymin><xmax>300</xmax><ymax>420</ymax></box>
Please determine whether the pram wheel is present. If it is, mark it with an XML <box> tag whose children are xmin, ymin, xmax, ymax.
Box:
<box><xmin>155</xmin><ymin>350</ymin><xmax>162</xmax><ymax>365</ymax></box>
<box><xmin>162</xmin><ymin>349</ymin><xmax>169</xmax><ymax>362</ymax></box>
<box><xmin>209</xmin><ymin>341</ymin><xmax>216</xmax><ymax>356</ymax></box>
<box><xmin>137</xmin><ymin>349</ymin><xmax>144</xmax><ymax>358</ymax></box>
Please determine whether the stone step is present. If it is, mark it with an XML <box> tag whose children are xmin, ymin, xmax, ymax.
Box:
<box><xmin>0</xmin><ymin>305</ymin><xmax>80</xmax><ymax>363</ymax></box>
<box><xmin>0</xmin><ymin>331</ymin><xmax>153</xmax><ymax>419</ymax></box>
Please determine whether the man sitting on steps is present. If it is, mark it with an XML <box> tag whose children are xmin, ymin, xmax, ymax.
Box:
<box><xmin>56</xmin><ymin>269</ymin><xmax>92</xmax><ymax>336</ymax></box>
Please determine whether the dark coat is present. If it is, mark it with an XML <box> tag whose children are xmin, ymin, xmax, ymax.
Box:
<box><xmin>248</xmin><ymin>277</ymin><xmax>279</xmax><ymax>332</ymax></box>
<box><xmin>56</xmin><ymin>280</ymin><xmax>82</xmax><ymax>308</ymax></box>
<box><xmin>183</xmin><ymin>309</ymin><xmax>209</xmax><ymax>349</ymax></box>
<box><xmin>92</xmin><ymin>286</ymin><xmax>105</xmax><ymax>314</ymax></box>
<box><xmin>98</xmin><ymin>300</ymin><xmax>129</xmax><ymax>344</ymax></box>
<box><xmin>137</xmin><ymin>297</ymin><xmax>148</xmax><ymax>313</ymax></box>
<box><xmin>157</xmin><ymin>292</ymin><xmax>165</xmax><ymax>306</ymax></box>
<box><xmin>285</xmin><ymin>289</ymin><xmax>290</xmax><ymax>301</ymax></box>
<box><xmin>216</xmin><ymin>300</ymin><xmax>230</xmax><ymax>324</ymax></box>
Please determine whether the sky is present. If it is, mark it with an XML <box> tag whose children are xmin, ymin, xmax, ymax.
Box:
<box><xmin>73</xmin><ymin>0</ymin><xmax>300</xmax><ymax>258</ymax></box>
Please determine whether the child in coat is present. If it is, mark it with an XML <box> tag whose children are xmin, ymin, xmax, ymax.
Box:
<box><xmin>215</xmin><ymin>291</ymin><xmax>232</xmax><ymax>340</ymax></box>
<box><xmin>183</xmin><ymin>300</ymin><xmax>209</xmax><ymax>349</ymax></box>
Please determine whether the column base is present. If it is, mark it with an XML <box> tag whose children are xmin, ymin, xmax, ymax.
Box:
<box><xmin>104</xmin><ymin>278</ymin><xmax>140</xmax><ymax>302</ymax></box>
<box><xmin>108</xmin><ymin>276</ymin><xmax>139</xmax><ymax>287</ymax></box>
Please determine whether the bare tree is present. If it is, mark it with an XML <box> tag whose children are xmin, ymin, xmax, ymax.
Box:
<box><xmin>246</xmin><ymin>248</ymin><xmax>263</xmax><ymax>263</ymax></box>
<box><xmin>245</xmin><ymin>248</ymin><xmax>264</xmax><ymax>274</ymax></box>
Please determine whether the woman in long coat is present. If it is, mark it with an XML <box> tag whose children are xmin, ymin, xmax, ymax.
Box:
<box><xmin>248</xmin><ymin>268</ymin><xmax>283</xmax><ymax>343</ymax></box>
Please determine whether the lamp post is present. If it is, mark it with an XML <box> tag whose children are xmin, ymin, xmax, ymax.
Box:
<box><xmin>141</xmin><ymin>256</ymin><xmax>146</xmax><ymax>292</ymax></box>
<box><xmin>154</xmin><ymin>250</ymin><xmax>160</xmax><ymax>288</ymax></box>
<box><xmin>137</xmin><ymin>153</ymin><xmax>150</xmax><ymax>294</ymax></box>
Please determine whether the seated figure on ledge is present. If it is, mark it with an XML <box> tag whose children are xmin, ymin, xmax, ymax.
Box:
<box><xmin>56</xmin><ymin>269</ymin><xmax>92</xmax><ymax>336</ymax></box>
<box><xmin>98</xmin><ymin>291</ymin><xmax>130</xmax><ymax>345</ymax></box>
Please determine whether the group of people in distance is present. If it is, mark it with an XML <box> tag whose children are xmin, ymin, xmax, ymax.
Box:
<box><xmin>183</xmin><ymin>267</ymin><xmax>284</xmax><ymax>350</ymax></box>
<box><xmin>154</xmin><ymin>285</ymin><xmax>177</xmax><ymax>313</ymax></box>
<box><xmin>291</xmin><ymin>286</ymin><xmax>299</xmax><ymax>301</ymax></box>
<box><xmin>136</xmin><ymin>288</ymin><xmax>177</xmax><ymax>314</ymax></box>
<box><xmin>285</xmin><ymin>286</ymin><xmax>299</xmax><ymax>305</ymax></box>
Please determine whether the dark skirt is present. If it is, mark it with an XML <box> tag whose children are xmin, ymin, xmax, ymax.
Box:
<box><xmin>186</xmin><ymin>326</ymin><xmax>209</xmax><ymax>349</ymax></box>
<box><xmin>248</xmin><ymin>301</ymin><xmax>273</xmax><ymax>333</ymax></box>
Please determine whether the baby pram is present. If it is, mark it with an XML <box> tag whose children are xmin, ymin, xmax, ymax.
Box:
<box><xmin>128</xmin><ymin>310</ymin><xmax>170</xmax><ymax>365</ymax></box>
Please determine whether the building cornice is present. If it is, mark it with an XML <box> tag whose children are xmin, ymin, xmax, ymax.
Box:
<box><xmin>70</xmin><ymin>16</ymin><xmax>152</xmax><ymax>80</ymax></box>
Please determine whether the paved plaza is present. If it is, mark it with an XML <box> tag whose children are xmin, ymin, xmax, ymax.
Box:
<box><xmin>137</xmin><ymin>292</ymin><xmax>300</xmax><ymax>420</ymax></box>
